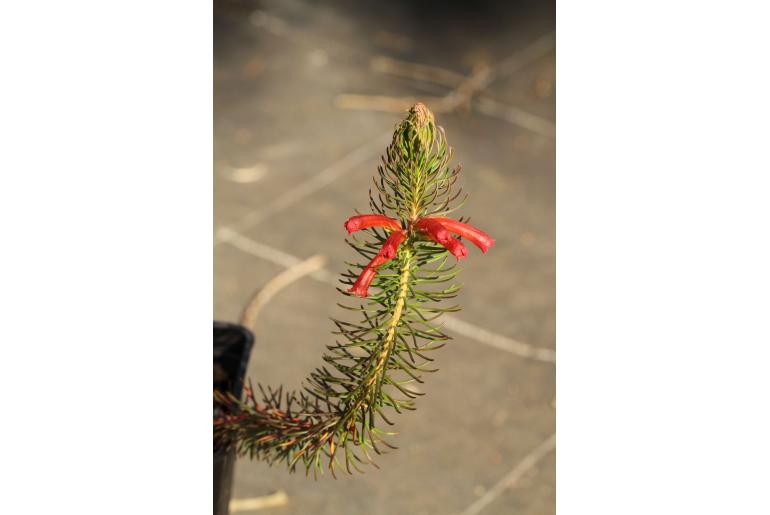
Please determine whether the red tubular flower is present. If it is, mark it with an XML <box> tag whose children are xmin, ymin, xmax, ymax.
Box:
<box><xmin>344</xmin><ymin>214</ymin><xmax>402</xmax><ymax>234</ymax></box>
<box><xmin>349</xmin><ymin>265</ymin><xmax>377</xmax><ymax>297</ymax></box>
<box><xmin>441</xmin><ymin>237</ymin><xmax>469</xmax><ymax>260</ymax></box>
<box><xmin>348</xmin><ymin>230</ymin><xmax>407</xmax><ymax>297</ymax></box>
<box><xmin>423</xmin><ymin>217</ymin><xmax>495</xmax><ymax>253</ymax></box>
<box><xmin>414</xmin><ymin>218</ymin><xmax>468</xmax><ymax>260</ymax></box>
<box><xmin>370</xmin><ymin>230</ymin><xmax>407</xmax><ymax>266</ymax></box>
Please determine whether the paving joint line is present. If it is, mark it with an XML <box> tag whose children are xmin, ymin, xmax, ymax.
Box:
<box><xmin>215</xmin><ymin>130</ymin><xmax>393</xmax><ymax>246</ymax></box>
<box><xmin>459</xmin><ymin>433</ymin><xmax>556</xmax><ymax>515</ymax></box>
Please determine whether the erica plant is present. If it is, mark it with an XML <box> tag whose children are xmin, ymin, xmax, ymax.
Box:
<box><xmin>214</xmin><ymin>103</ymin><xmax>494</xmax><ymax>477</ymax></box>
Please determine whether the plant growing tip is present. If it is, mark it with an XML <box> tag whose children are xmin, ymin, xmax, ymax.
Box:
<box><xmin>214</xmin><ymin>103</ymin><xmax>494</xmax><ymax>477</ymax></box>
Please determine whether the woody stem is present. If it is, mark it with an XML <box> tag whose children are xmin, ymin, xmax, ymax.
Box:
<box><xmin>337</xmin><ymin>248</ymin><xmax>413</xmax><ymax>433</ymax></box>
<box><xmin>370</xmin><ymin>248</ymin><xmax>412</xmax><ymax>392</ymax></box>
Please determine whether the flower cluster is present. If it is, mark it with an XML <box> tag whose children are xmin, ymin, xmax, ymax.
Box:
<box><xmin>344</xmin><ymin>214</ymin><xmax>494</xmax><ymax>297</ymax></box>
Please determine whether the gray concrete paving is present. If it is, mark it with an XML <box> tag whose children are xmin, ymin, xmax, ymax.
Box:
<box><xmin>215</xmin><ymin>1</ymin><xmax>555</xmax><ymax>513</ymax></box>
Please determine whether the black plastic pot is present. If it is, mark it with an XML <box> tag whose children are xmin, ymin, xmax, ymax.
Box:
<box><xmin>214</xmin><ymin>321</ymin><xmax>254</xmax><ymax>515</ymax></box>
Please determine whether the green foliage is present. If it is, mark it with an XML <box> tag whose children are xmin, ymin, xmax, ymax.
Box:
<box><xmin>214</xmin><ymin>104</ymin><xmax>468</xmax><ymax>477</ymax></box>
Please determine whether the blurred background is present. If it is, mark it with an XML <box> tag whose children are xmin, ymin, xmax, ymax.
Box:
<box><xmin>214</xmin><ymin>0</ymin><xmax>554</xmax><ymax>513</ymax></box>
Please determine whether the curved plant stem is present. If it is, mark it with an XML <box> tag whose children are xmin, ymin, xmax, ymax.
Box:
<box><xmin>214</xmin><ymin>103</ymin><xmax>470</xmax><ymax>477</ymax></box>
<box><xmin>375</xmin><ymin>249</ymin><xmax>412</xmax><ymax>388</ymax></box>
